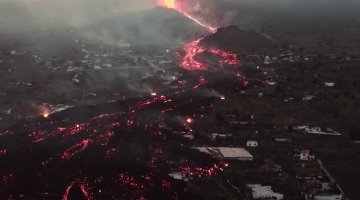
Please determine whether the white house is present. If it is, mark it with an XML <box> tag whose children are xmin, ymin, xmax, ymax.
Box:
<box><xmin>247</xmin><ymin>141</ymin><xmax>259</xmax><ymax>148</ymax></box>
<box><xmin>324</xmin><ymin>82</ymin><xmax>336</xmax><ymax>87</ymax></box>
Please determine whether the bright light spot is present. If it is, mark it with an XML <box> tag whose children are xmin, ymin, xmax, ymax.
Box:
<box><xmin>39</xmin><ymin>105</ymin><xmax>52</xmax><ymax>118</ymax></box>
<box><xmin>220</xmin><ymin>96</ymin><xmax>226</xmax><ymax>100</ymax></box>
<box><xmin>186</xmin><ymin>118</ymin><xmax>193</xmax><ymax>123</ymax></box>
<box><xmin>151</xmin><ymin>92</ymin><xmax>157</xmax><ymax>96</ymax></box>
<box><xmin>164</xmin><ymin>0</ymin><xmax>175</xmax><ymax>8</ymax></box>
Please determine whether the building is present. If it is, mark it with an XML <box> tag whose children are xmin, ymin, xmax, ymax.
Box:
<box><xmin>194</xmin><ymin>147</ymin><xmax>253</xmax><ymax>161</ymax></box>
<box><xmin>168</xmin><ymin>172</ymin><xmax>191</xmax><ymax>181</ymax></box>
<box><xmin>295</xmin><ymin>160</ymin><xmax>325</xmax><ymax>179</ymax></box>
<box><xmin>300</xmin><ymin>149</ymin><xmax>310</xmax><ymax>160</ymax></box>
<box><xmin>247</xmin><ymin>140</ymin><xmax>259</xmax><ymax>148</ymax></box>
<box><xmin>300</xmin><ymin>179</ymin><xmax>343</xmax><ymax>200</ymax></box>
<box><xmin>247</xmin><ymin>184</ymin><xmax>284</xmax><ymax>200</ymax></box>
<box><xmin>295</xmin><ymin>149</ymin><xmax>315</xmax><ymax>161</ymax></box>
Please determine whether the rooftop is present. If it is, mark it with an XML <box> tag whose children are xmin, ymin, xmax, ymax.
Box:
<box><xmin>194</xmin><ymin>147</ymin><xmax>253</xmax><ymax>160</ymax></box>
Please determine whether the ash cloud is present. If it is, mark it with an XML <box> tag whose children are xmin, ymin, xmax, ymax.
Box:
<box><xmin>0</xmin><ymin>0</ymin><xmax>209</xmax><ymax>46</ymax></box>
<box><xmin>0</xmin><ymin>0</ymin><xmax>153</xmax><ymax>28</ymax></box>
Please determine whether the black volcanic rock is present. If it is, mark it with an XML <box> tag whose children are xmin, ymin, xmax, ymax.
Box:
<box><xmin>89</xmin><ymin>7</ymin><xmax>209</xmax><ymax>45</ymax></box>
<box><xmin>200</xmin><ymin>25</ymin><xmax>275</xmax><ymax>53</ymax></box>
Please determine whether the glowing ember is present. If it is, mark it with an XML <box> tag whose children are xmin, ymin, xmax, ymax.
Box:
<box><xmin>39</xmin><ymin>105</ymin><xmax>52</xmax><ymax>118</ymax></box>
<box><xmin>186</xmin><ymin>118</ymin><xmax>193</xmax><ymax>123</ymax></box>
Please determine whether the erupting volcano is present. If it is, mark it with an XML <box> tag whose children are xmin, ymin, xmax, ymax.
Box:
<box><xmin>156</xmin><ymin>0</ymin><xmax>241</xmax><ymax>71</ymax></box>
<box><xmin>0</xmin><ymin>1</ymin><xmax>263</xmax><ymax>200</ymax></box>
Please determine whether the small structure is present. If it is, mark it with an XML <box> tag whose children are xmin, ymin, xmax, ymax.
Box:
<box><xmin>303</xmin><ymin>95</ymin><xmax>316</xmax><ymax>101</ymax></box>
<box><xmin>295</xmin><ymin>149</ymin><xmax>315</xmax><ymax>161</ymax></box>
<box><xmin>247</xmin><ymin>184</ymin><xmax>284</xmax><ymax>200</ymax></box>
<box><xmin>300</xmin><ymin>179</ymin><xmax>343</xmax><ymax>200</ymax></box>
<box><xmin>168</xmin><ymin>172</ymin><xmax>191</xmax><ymax>181</ymax></box>
<box><xmin>275</xmin><ymin>138</ymin><xmax>291</xmax><ymax>143</ymax></box>
<box><xmin>294</xmin><ymin>152</ymin><xmax>344</xmax><ymax>200</ymax></box>
<box><xmin>194</xmin><ymin>147</ymin><xmax>253</xmax><ymax>161</ymax></box>
<box><xmin>300</xmin><ymin>149</ymin><xmax>311</xmax><ymax>161</ymax></box>
<box><xmin>264</xmin><ymin>56</ymin><xmax>271</xmax><ymax>65</ymax></box>
<box><xmin>210</xmin><ymin>133</ymin><xmax>232</xmax><ymax>141</ymax></box>
<box><xmin>247</xmin><ymin>140</ymin><xmax>259</xmax><ymax>148</ymax></box>
<box><xmin>295</xmin><ymin>126</ymin><xmax>341</xmax><ymax>136</ymax></box>
<box><xmin>324</xmin><ymin>82</ymin><xmax>335</xmax><ymax>87</ymax></box>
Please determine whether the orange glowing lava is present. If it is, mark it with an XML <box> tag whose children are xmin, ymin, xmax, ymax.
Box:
<box><xmin>180</xmin><ymin>37</ymin><xmax>240</xmax><ymax>71</ymax></box>
<box><xmin>164</xmin><ymin>0</ymin><xmax>175</xmax><ymax>8</ymax></box>
<box><xmin>156</xmin><ymin>0</ymin><xmax>216</xmax><ymax>32</ymax></box>
<box><xmin>39</xmin><ymin>105</ymin><xmax>51</xmax><ymax>118</ymax></box>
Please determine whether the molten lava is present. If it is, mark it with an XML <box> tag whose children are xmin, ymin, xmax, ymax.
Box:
<box><xmin>180</xmin><ymin>37</ymin><xmax>240</xmax><ymax>71</ymax></box>
<box><xmin>181</xmin><ymin>38</ymin><xmax>207</xmax><ymax>71</ymax></box>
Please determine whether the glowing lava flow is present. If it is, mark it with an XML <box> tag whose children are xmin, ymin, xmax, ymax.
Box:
<box><xmin>181</xmin><ymin>37</ymin><xmax>240</xmax><ymax>71</ymax></box>
<box><xmin>62</xmin><ymin>181</ymin><xmax>93</xmax><ymax>200</ymax></box>
<box><xmin>181</xmin><ymin>38</ymin><xmax>207</xmax><ymax>70</ymax></box>
<box><xmin>156</xmin><ymin>0</ymin><xmax>241</xmax><ymax>71</ymax></box>
<box><xmin>61</xmin><ymin>139</ymin><xmax>92</xmax><ymax>160</ymax></box>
